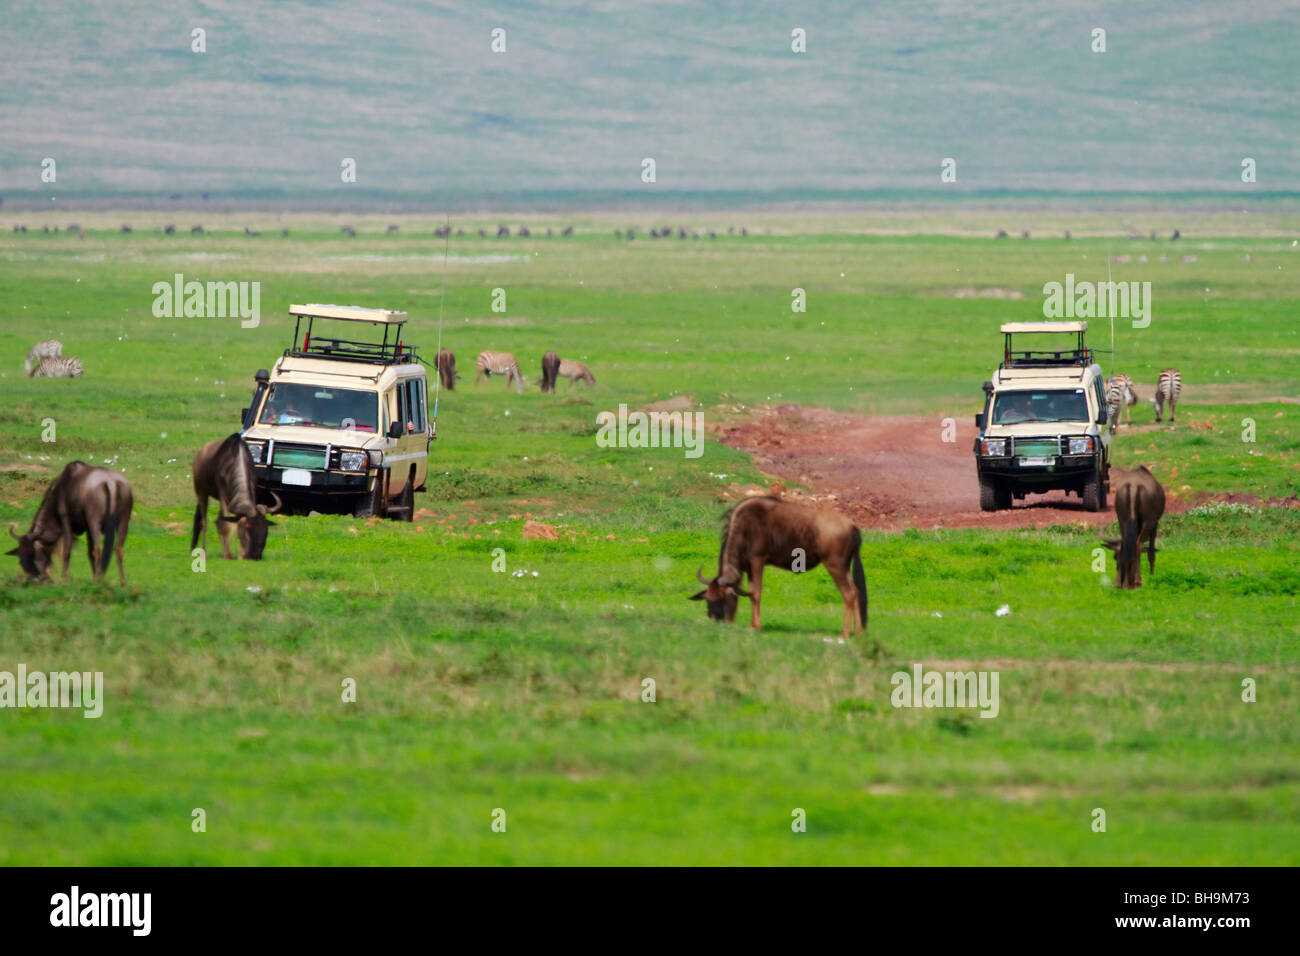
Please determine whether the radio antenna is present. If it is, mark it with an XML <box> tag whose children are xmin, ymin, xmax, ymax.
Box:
<box><xmin>433</xmin><ymin>214</ymin><xmax>450</xmax><ymax>428</ymax></box>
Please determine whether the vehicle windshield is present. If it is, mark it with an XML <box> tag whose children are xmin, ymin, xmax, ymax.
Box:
<box><xmin>992</xmin><ymin>389</ymin><xmax>1090</xmax><ymax>424</ymax></box>
<box><xmin>258</xmin><ymin>383</ymin><xmax>378</xmax><ymax>431</ymax></box>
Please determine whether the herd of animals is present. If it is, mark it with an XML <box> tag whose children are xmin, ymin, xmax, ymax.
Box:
<box><xmin>433</xmin><ymin>347</ymin><xmax>596</xmax><ymax>395</ymax></box>
<box><xmin>12</xmin><ymin>335</ymin><xmax>1174</xmax><ymax>634</ymax></box>
<box><xmin>1106</xmin><ymin>368</ymin><xmax>1182</xmax><ymax>429</ymax></box>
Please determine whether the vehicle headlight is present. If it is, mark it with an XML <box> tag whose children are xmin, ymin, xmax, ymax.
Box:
<box><xmin>247</xmin><ymin>442</ymin><xmax>264</xmax><ymax>463</ymax></box>
<box><xmin>1068</xmin><ymin>437</ymin><xmax>1094</xmax><ymax>455</ymax></box>
<box><xmin>981</xmin><ymin>439</ymin><xmax>1007</xmax><ymax>456</ymax></box>
<box><xmin>339</xmin><ymin>450</ymin><xmax>368</xmax><ymax>472</ymax></box>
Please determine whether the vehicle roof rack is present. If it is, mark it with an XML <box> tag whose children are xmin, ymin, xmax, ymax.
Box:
<box><xmin>283</xmin><ymin>305</ymin><xmax>418</xmax><ymax>366</ymax></box>
<box><xmin>999</xmin><ymin>321</ymin><xmax>1093</xmax><ymax>369</ymax></box>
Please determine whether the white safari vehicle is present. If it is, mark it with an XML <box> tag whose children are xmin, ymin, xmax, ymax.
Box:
<box><xmin>973</xmin><ymin>321</ymin><xmax>1111</xmax><ymax>512</ymax></box>
<box><xmin>240</xmin><ymin>304</ymin><xmax>434</xmax><ymax>520</ymax></box>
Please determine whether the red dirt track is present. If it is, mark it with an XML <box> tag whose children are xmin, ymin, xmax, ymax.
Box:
<box><xmin>718</xmin><ymin>405</ymin><xmax>1124</xmax><ymax>532</ymax></box>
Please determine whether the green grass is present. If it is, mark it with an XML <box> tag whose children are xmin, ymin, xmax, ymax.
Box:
<box><xmin>0</xmin><ymin>216</ymin><xmax>1296</xmax><ymax>864</ymax></box>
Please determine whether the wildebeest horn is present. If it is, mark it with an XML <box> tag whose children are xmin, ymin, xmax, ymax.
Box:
<box><xmin>696</xmin><ymin>565</ymin><xmax>711</xmax><ymax>584</ymax></box>
<box><xmin>8</xmin><ymin>523</ymin><xmax>21</xmax><ymax>540</ymax></box>
<box><xmin>269</xmin><ymin>491</ymin><xmax>283</xmax><ymax>514</ymax></box>
<box><xmin>731</xmin><ymin>583</ymin><xmax>753</xmax><ymax>597</ymax></box>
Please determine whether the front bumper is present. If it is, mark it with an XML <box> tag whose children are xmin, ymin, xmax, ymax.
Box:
<box><xmin>977</xmin><ymin>455</ymin><xmax>1099</xmax><ymax>481</ymax></box>
<box><xmin>253</xmin><ymin>464</ymin><xmax>371</xmax><ymax>497</ymax></box>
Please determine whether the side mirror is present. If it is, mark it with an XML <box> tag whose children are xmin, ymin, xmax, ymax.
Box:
<box><xmin>974</xmin><ymin>413</ymin><xmax>986</xmax><ymax>430</ymax></box>
<box><xmin>241</xmin><ymin>407</ymin><xmax>249</xmax><ymax>421</ymax></box>
<box><xmin>387</xmin><ymin>421</ymin><xmax>403</xmax><ymax>439</ymax></box>
<box><xmin>1095</xmin><ymin>411</ymin><xmax>1109</xmax><ymax>425</ymax></box>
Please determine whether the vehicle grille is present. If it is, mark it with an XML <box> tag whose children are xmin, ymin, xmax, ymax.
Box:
<box><xmin>273</xmin><ymin>444</ymin><xmax>327</xmax><ymax>470</ymax></box>
<box><xmin>1013</xmin><ymin>438</ymin><xmax>1061</xmax><ymax>458</ymax></box>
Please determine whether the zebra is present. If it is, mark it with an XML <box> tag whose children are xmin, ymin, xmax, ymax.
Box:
<box><xmin>1152</xmin><ymin>368</ymin><xmax>1182</xmax><ymax>422</ymax></box>
<box><xmin>557</xmin><ymin>358</ymin><xmax>596</xmax><ymax>386</ymax></box>
<box><xmin>24</xmin><ymin>339</ymin><xmax>61</xmax><ymax>375</ymax></box>
<box><xmin>1105</xmin><ymin>374</ymin><xmax>1137</xmax><ymax>432</ymax></box>
<box><xmin>31</xmin><ymin>356</ymin><xmax>83</xmax><ymax>378</ymax></box>
<box><xmin>475</xmin><ymin>350</ymin><xmax>524</xmax><ymax>393</ymax></box>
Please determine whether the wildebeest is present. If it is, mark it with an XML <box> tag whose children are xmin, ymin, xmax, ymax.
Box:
<box><xmin>690</xmin><ymin>496</ymin><xmax>868</xmax><ymax>637</ymax></box>
<box><xmin>540</xmin><ymin>350</ymin><xmax>560</xmax><ymax>392</ymax></box>
<box><xmin>7</xmin><ymin>461</ymin><xmax>133</xmax><ymax>585</ymax></box>
<box><xmin>556</xmin><ymin>358</ymin><xmax>595</xmax><ymax>386</ymax></box>
<box><xmin>31</xmin><ymin>356</ymin><xmax>83</xmax><ymax>378</ymax></box>
<box><xmin>192</xmin><ymin>435</ymin><xmax>281</xmax><ymax>560</ymax></box>
<box><xmin>23</xmin><ymin>339</ymin><xmax>61</xmax><ymax>375</ymax></box>
<box><xmin>1101</xmin><ymin>466</ymin><xmax>1166</xmax><ymax>589</ymax></box>
<box><xmin>436</xmin><ymin>348</ymin><xmax>458</xmax><ymax>391</ymax></box>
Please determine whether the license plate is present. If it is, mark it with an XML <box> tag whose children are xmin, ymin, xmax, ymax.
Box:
<box><xmin>1019</xmin><ymin>456</ymin><xmax>1054</xmax><ymax>467</ymax></box>
<box><xmin>281</xmin><ymin>468</ymin><xmax>312</xmax><ymax>487</ymax></box>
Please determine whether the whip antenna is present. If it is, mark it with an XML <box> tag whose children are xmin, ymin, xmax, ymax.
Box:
<box><xmin>433</xmin><ymin>214</ymin><xmax>450</xmax><ymax>428</ymax></box>
<box><xmin>1108</xmin><ymin>250</ymin><xmax>1115</xmax><ymax>376</ymax></box>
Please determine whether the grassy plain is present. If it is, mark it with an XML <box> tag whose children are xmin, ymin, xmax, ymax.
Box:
<box><xmin>0</xmin><ymin>210</ymin><xmax>1296</xmax><ymax>864</ymax></box>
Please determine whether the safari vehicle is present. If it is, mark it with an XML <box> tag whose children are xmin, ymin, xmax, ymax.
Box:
<box><xmin>973</xmin><ymin>321</ymin><xmax>1111</xmax><ymax>512</ymax></box>
<box><xmin>239</xmin><ymin>304</ymin><xmax>434</xmax><ymax>520</ymax></box>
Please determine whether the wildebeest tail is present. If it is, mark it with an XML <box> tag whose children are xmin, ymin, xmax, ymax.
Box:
<box><xmin>191</xmin><ymin>501</ymin><xmax>205</xmax><ymax>552</ymax></box>
<box><xmin>99</xmin><ymin>484</ymin><xmax>118</xmax><ymax>577</ymax></box>
<box><xmin>850</xmin><ymin>527</ymin><xmax>868</xmax><ymax>627</ymax></box>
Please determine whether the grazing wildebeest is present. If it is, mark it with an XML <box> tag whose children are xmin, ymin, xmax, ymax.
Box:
<box><xmin>540</xmin><ymin>350</ymin><xmax>560</xmax><ymax>392</ymax></box>
<box><xmin>556</xmin><ymin>358</ymin><xmax>595</xmax><ymax>386</ymax></box>
<box><xmin>192</xmin><ymin>435</ymin><xmax>281</xmax><ymax>560</ymax></box>
<box><xmin>23</xmin><ymin>339</ymin><xmax>61</xmax><ymax>375</ymax></box>
<box><xmin>7</xmin><ymin>461</ymin><xmax>133</xmax><ymax>584</ymax></box>
<box><xmin>690</xmin><ymin>496</ymin><xmax>868</xmax><ymax>637</ymax></box>
<box><xmin>436</xmin><ymin>348</ymin><xmax>458</xmax><ymax>391</ymax></box>
<box><xmin>31</xmin><ymin>356</ymin><xmax>83</xmax><ymax>378</ymax></box>
<box><xmin>475</xmin><ymin>350</ymin><xmax>524</xmax><ymax>392</ymax></box>
<box><xmin>1101</xmin><ymin>467</ymin><xmax>1166</xmax><ymax>589</ymax></box>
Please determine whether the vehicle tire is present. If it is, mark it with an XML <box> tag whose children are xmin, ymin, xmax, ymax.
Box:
<box><xmin>979</xmin><ymin>475</ymin><xmax>999</xmax><ymax>512</ymax></box>
<box><xmin>1082</xmin><ymin>469</ymin><xmax>1104</xmax><ymax>512</ymax></box>
<box><xmin>395</xmin><ymin>481</ymin><xmax>414</xmax><ymax>522</ymax></box>
<box><xmin>354</xmin><ymin>477</ymin><xmax>384</xmax><ymax>519</ymax></box>
<box><xmin>996</xmin><ymin>482</ymin><xmax>1014</xmax><ymax>510</ymax></box>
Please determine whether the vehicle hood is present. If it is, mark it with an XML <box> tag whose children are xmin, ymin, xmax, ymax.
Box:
<box><xmin>983</xmin><ymin>421</ymin><xmax>1097</xmax><ymax>438</ymax></box>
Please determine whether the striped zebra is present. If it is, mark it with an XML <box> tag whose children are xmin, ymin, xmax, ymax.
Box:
<box><xmin>31</xmin><ymin>356</ymin><xmax>83</xmax><ymax>378</ymax></box>
<box><xmin>1105</xmin><ymin>374</ymin><xmax>1137</xmax><ymax>432</ymax></box>
<box><xmin>23</xmin><ymin>339</ymin><xmax>61</xmax><ymax>375</ymax></box>
<box><xmin>475</xmin><ymin>350</ymin><xmax>524</xmax><ymax>393</ymax></box>
<box><xmin>1152</xmin><ymin>368</ymin><xmax>1181</xmax><ymax>422</ymax></box>
<box><xmin>557</xmin><ymin>358</ymin><xmax>595</xmax><ymax>386</ymax></box>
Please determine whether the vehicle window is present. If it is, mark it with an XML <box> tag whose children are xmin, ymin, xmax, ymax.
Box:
<box><xmin>992</xmin><ymin>389</ymin><xmax>1090</xmax><ymax>425</ymax></box>
<box><xmin>405</xmin><ymin>379</ymin><xmax>424</xmax><ymax>432</ymax></box>
<box><xmin>258</xmin><ymin>384</ymin><xmax>377</xmax><ymax>431</ymax></box>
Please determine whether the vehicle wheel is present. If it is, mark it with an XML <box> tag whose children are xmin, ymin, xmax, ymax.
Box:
<box><xmin>1082</xmin><ymin>469</ymin><xmax>1104</xmax><ymax>512</ymax></box>
<box><xmin>996</xmin><ymin>482</ymin><xmax>1014</xmax><ymax>510</ymax></box>
<box><xmin>354</xmin><ymin>478</ymin><xmax>384</xmax><ymax>519</ymax></box>
<box><xmin>979</xmin><ymin>475</ymin><xmax>1000</xmax><ymax>512</ymax></box>
<box><xmin>395</xmin><ymin>481</ymin><xmax>414</xmax><ymax>522</ymax></box>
